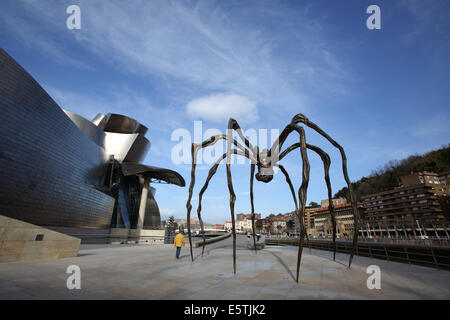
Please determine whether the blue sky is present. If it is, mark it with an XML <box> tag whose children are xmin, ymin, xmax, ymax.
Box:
<box><xmin>1</xmin><ymin>0</ymin><xmax>449</xmax><ymax>224</ymax></box>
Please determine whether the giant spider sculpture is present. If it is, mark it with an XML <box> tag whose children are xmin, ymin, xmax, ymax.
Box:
<box><xmin>186</xmin><ymin>113</ymin><xmax>359</xmax><ymax>283</ymax></box>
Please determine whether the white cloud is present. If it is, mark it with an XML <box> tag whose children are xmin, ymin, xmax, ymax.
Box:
<box><xmin>43</xmin><ymin>83</ymin><xmax>184</xmax><ymax>132</ymax></box>
<box><xmin>1</xmin><ymin>0</ymin><xmax>349</xmax><ymax>121</ymax></box>
<box><xmin>186</xmin><ymin>93</ymin><xmax>258</xmax><ymax>124</ymax></box>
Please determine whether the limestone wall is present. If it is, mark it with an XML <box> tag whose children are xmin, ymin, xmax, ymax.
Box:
<box><xmin>109</xmin><ymin>228</ymin><xmax>165</xmax><ymax>244</ymax></box>
<box><xmin>0</xmin><ymin>215</ymin><xmax>81</xmax><ymax>263</ymax></box>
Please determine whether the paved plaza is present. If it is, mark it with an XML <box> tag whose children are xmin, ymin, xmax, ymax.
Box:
<box><xmin>0</xmin><ymin>235</ymin><xmax>449</xmax><ymax>299</ymax></box>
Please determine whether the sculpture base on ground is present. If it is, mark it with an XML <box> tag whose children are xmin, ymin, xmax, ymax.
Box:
<box><xmin>247</xmin><ymin>242</ymin><xmax>265</xmax><ymax>250</ymax></box>
<box><xmin>0</xmin><ymin>215</ymin><xmax>81</xmax><ymax>263</ymax></box>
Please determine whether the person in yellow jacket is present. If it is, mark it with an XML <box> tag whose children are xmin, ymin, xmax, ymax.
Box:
<box><xmin>174</xmin><ymin>230</ymin><xmax>185</xmax><ymax>259</ymax></box>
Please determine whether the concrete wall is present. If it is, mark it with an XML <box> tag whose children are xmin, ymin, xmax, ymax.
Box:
<box><xmin>110</xmin><ymin>228</ymin><xmax>165</xmax><ymax>244</ymax></box>
<box><xmin>192</xmin><ymin>232</ymin><xmax>231</xmax><ymax>248</ymax></box>
<box><xmin>0</xmin><ymin>215</ymin><xmax>81</xmax><ymax>263</ymax></box>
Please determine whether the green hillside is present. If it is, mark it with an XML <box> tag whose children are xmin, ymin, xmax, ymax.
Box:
<box><xmin>334</xmin><ymin>144</ymin><xmax>450</xmax><ymax>201</ymax></box>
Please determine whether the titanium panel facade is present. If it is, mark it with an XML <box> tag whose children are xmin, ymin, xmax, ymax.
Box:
<box><xmin>144</xmin><ymin>187</ymin><xmax>161</xmax><ymax>228</ymax></box>
<box><xmin>0</xmin><ymin>49</ymin><xmax>115</xmax><ymax>229</ymax></box>
<box><xmin>0</xmin><ymin>48</ymin><xmax>184</xmax><ymax>233</ymax></box>
<box><xmin>63</xmin><ymin>109</ymin><xmax>106</xmax><ymax>148</ymax></box>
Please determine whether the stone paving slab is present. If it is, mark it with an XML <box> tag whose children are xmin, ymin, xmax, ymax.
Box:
<box><xmin>0</xmin><ymin>237</ymin><xmax>449</xmax><ymax>300</ymax></box>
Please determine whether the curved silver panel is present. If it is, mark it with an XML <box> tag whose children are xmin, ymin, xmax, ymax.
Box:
<box><xmin>103</xmin><ymin>113</ymin><xmax>148</xmax><ymax>135</ymax></box>
<box><xmin>0</xmin><ymin>48</ymin><xmax>115</xmax><ymax>229</ymax></box>
<box><xmin>63</xmin><ymin>109</ymin><xmax>106</xmax><ymax>148</ymax></box>
<box><xmin>0</xmin><ymin>48</ymin><xmax>185</xmax><ymax>234</ymax></box>
<box><xmin>104</xmin><ymin>132</ymin><xmax>150</xmax><ymax>163</ymax></box>
<box><xmin>92</xmin><ymin>113</ymin><xmax>108</xmax><ymax>130</ymax></box>
<box><xmin>121</xmin><ymin>163</ymin><xmax>186</xmax><ymax>187</ymax></box>
<box><xmin>144</xmin><ymin>188</ymin><xmax>161</xmax><ymax>228</ymax></box>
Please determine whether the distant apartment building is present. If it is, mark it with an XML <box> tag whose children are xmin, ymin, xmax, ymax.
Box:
<box><xmin>361</xmin><ymin>171</ymin><xmax>449</xmax><ymax>238</ymax></box>
<box><xmin>270</xmin><ymin>216</ymin><xmax>287</xmax><ymax>233</ymax></box>
<box><xmin>214</xmin><ymin>224</ymin><xmax>224</xmax><ymax>230</ymax></box>
<box><xmin>230</xmin><ymin>213</ymin><xmax>261</xmax><ymax>232</ymax></box>
<box><xmin>312</xmin><ymin>203</ymin><xmax>364</xmax><ymax>237</ymax></box>
<box><xmin>400</xmin><ymin>171</ymin><xmax>450</xmax><ymax>196</ymax></box>
<box><xmin>237</xmin><ymin>213</ymin><xmax>261</xmax><ymax>221</ymax></box>
<box><xmin>304</xmin><ymin>206</ymin><xmax>322</xmax><ymax>234</ymax></box>
<box><xmin>320</xmin><ymin>197</ymin><xmax>347</xmax><ymax>208</ymax></box>
<box><xmin>224</xmin><ymin>221</ymin><xmax>232</xmax><ymax>231</ymax></box>
<box><xmin>284</xmin><ymin>201</ymin><xmax>347</xmax><ymax>236</ymax></box>
<box><xmin>437</xmin><ymin>171</ymin><xmax>450</xmax><ymax>186</ymax></box>
<box><xmin>223</xmin><ymin>218</ymin><xmax>257</xmax><ymax>232</ymax></box>
<box><xmin>257</xmin><ymin>218</ymin><xmax>272</xmax><ymax>232</ymax></box>
<box><xmin>237</xmin><ymin>218</ymin><xmax>253</xmax><ymax>232</ymax></box>
<box><xmin>224</xmin><ymin>217</ymin><xmax>257</xmax><ymax>232</ymax></box>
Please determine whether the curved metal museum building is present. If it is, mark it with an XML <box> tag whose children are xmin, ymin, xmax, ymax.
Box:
<box><xmin>0</xmin><ymin>48</ymin><xmax>185</xmax><ymax>235</ymax></box>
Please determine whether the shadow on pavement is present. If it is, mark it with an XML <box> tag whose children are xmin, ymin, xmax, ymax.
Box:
<box><xmin>310</xmin><ymin>249</ymin><xmax>348</xmax><ymax>268</ymax></box>
<box><xmin>270</xmin><ymin>251</ymin><xmax>295</xmax><ymax>281</ymax></box>
<box><xmin>77</xmin><ymin>253</ymin><xmax>96</xmax><ymax>257</ymax></box>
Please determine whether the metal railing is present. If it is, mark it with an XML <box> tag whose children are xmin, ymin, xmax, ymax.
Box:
<box><xmin>68</xmin><ymin>234</ymin><xmax>165</xmax><ymax>244</ymax></box>
<box><xmin>265</xmin><ymin>237</ymin><xmax>450</xmax><ymax>270</ymax></box>
<box><xmin>71</xmin><ymin>233</ymin><xmax>230</xmax><ymax>245</ymax></box>
<box><xmin>267</xmin><ymin>233</ymin><xmax>450</xmax><ymax>246</ymax></box>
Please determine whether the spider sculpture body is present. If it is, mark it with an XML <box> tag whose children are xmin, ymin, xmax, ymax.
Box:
<box><xmin>186</xmin><ymin>113</ymin><xmax>359</xmax><ymax>283</ymax></box>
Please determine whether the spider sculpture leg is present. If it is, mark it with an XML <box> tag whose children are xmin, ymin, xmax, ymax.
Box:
<box><xmin>196</xmin><ymin>149</ymin><xmax>255</xmax><ymax>256</ymax></box>
<box><xmin>226</xmin><ymin>120</ymin><xmax>237</xmax><ymax>274</ymax></box>
<box><xmin>196</xmin><ymin>153</ymin><xmax>227</xmax><ymax>257</ymax></box>
<box><xmin>227</xmin><ymin>119</ymin><xmax>258</xmax><ymax>156</ymax></box>
<box><xmin>269</xmin><ymin>123</ymin><xmax>311</xmax><ymax>283</ymax></box>
<box><xmin>278</xmin><ymin>164</ymin><xmax>309</xmax><ymax>241</ymax></box>
<box><xmin>305</xmin><ymin>144</ymin><xmax>337</xmax><ymax>260</ymax></box>
<box><xmin>272</xmin><ymin>115</ymin><xmax>357</xmax><ymax>268</ymax></box>
<box><xmin>224</xmin><ymin>118</ymin><xmax>263</xmax><ymax>273</ymax></box>
<box><xmin>280</xmin><ymin>143</ymin><xmax>338</xmax><ymax>261</ymax></box>
<box><xmin>278</xmin><ymin>123</ymin><xmax>310</xmax><ymax>283</ymax></box>
<box><xmin>293</xmin><ymin>125</ymin><xmax>310</xmax><ymax>283</ymax></box>
<box><xmin>250</xmin><ymin>163</ymin><xmax>257</xmax><ymax>253</ymax></box>
<box><xmin>291</xmin><ymin>114</ymin><xmax>359</xmax><ymax>268</ymax></box>
<box><xmin>186</xmin><ymin>134</ymin><xmax>254</xmax><ymax>262</ymax></box>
